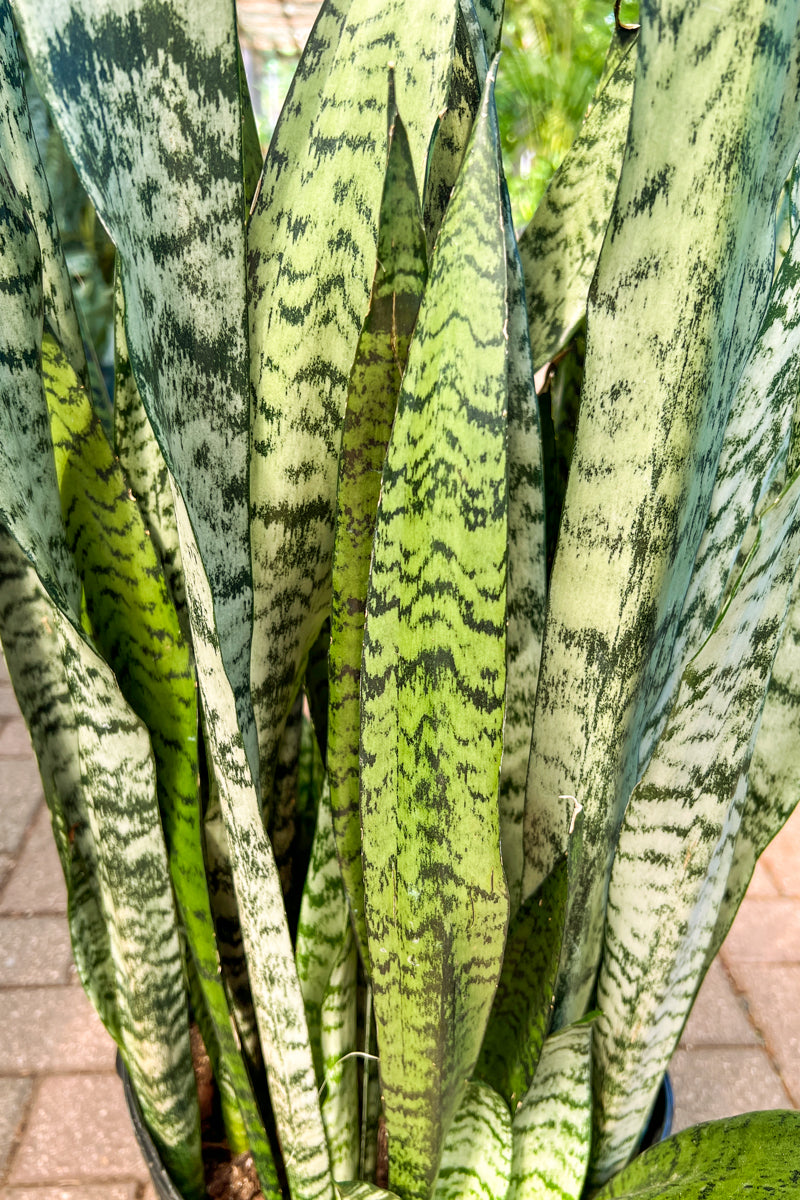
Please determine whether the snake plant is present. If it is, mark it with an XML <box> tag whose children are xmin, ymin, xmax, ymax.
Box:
<box><xmin>1</xmin><ymin>0</ymin><xmax>799</xmax><ymax>1196</ymax></box>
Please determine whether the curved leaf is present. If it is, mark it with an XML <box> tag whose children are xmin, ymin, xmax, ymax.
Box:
<box><xmin>594</xmin><ymin>1111</ymin><xmax>800</xmax><ymax>1199</ymax></box>
<box><xmin>15</xmin><ymin>0</ymin><xmax>258</xmax><ymax>780</ymax></box>
<box><xmin>593</xmin><ymin>471</ymin><xmax>800</xmax><ymax>1182</ymax></box>
<box><xmin>432</xmin><ymin>1081</ymin><xmax>512</xmax><ymax>1200</ymax></box>
<box><xmin>360</xmin><ymin>67</ymin><xmax>510</xmax><ymax>1200</ymax></box>
<box><xmin>517</xmin><ymin>22</ymin><xmax>638</xmax><ymax>369</ymax></box>
<box><xmin>247</xmin><ymin>0</ymin><xmax>460</xmax><ymax>805</ymax></box>
<box><xmin>508</xmin><ymin>1023</ymin><xmax>593</xmax><ymax>1200</ymax></box>
<box><xmin>522</xmin><ymin>0</ymin><xmax>800</xmax><ymax>1029</ymax></box>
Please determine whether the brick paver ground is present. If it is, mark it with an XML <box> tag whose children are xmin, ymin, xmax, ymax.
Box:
<box><xmin>1</xmin><ymin>640</ymin><xmax>798</xmax><ymax>1195</ymax></box>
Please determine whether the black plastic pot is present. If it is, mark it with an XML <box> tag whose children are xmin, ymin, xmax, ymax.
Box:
<box><xmin>118</xmin><ymin>1053</ymin><xmax>673</xmax><ymax>1199</ymax></box>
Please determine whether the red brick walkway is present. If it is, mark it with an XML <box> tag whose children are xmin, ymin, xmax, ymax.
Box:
<box><xmin>0</xmin><ymin>645</ymin><xmax>798</xmax><ymax>1196</ymax></box>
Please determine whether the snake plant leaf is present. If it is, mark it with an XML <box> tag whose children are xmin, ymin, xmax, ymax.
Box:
<box><xmin>431</xmin><ymin>1081</ymin><xmax>512</xmax><ymax>1200</ymax></box>
<box><xmin>0</xmin><ymin>529</ymin><xmax>118</xmax><ymax>1036</ymax></box>
<box><xmin>337</xmin><ymin>1185</ymin><xmax>401</xmax><ymax>1200</ymax></box>
<box><xmin>470</xmin><ymin>0</ymin><xmax>503</xmax><ymax>62</ymax></box>
<box><xmin>173</xmin><ymin>490</ymin><xmax>335</xmax><ymax>1200</ymax></box>
<box><xmin>14</xmin><ymin>0</ymin><xmax>258</xmax><ymax>780</ymax></box>
<box><xmin>360</xmin><ymin>66</ymin><xmax>509</xmax><ymax>1200</ymax></box>
<box><xmin>707</xmin><ymin>568</ymin><xmax>800</xmax><ymax>963</ymax></box>
<box><xmin>476</xmin><ymin>848</ymin><xmax>570</xmax><ymax>1108</ymax></box>
<box><xmin>113</xmin><ymin>273</ymin><xmax>187</xmax><ymax>636</ymax></box>
<box><xmin>0</xmin><ymin>527</ymin><xmax>204</xmax><ymax>1198</ymax></box>
<box><xmin>498</xmin><ymin>172</ymin><xmax>547</xmax><ymax>916</ymax></box>
<box><xmin>508</xmin><ymin>1022</ymin><xmax>593</xmax><ymax>1200</ymax></box>
<box><xmin>0</xmin><ymin>2</ymin><xmax>84</xmax><ymax>377</ymax></box>
<box><xmin>296</xmin><ymin>778</ymin><xmax>359</xmax><ymax>1177</ymax></box>
<box><xmin>247</xmin><ymin>0</ymin><xmax>459</xmax><ymax>807</ymax></box>
<box><xmin>517</xmin><ymin>22</ymin><xmax>638</xmax><ymax>370</ymax></box>
<box><xmin>594</xmin><ymin>1111</ymin><xmax>800</xmax><ymax>1199</ymax></box>
<box><xmin>592</xmin><ymin>470</ymin><xmax>800</xmax><ymax>1183</ymax></box>
<box><xmin>523</xmin><ymin>0</ymin><xmax>800</xmax><ymax>1028</ymax></box>
<box><xmin>0</xmin><ymin>154</ymin><xmax>80</xmax><ymax>617</ymax></box>
<box><xmin>422</xmin><ymin>0</ymin><xmax>483</xmax><ymax>256</ymax></box>
<box><xmin>238</xmin><ymin>42</ymin><xmax>262</xmax><ymax>213</ymax></box>
<box><xmin>641</xmin><ymin>215</ymin><xmax>800</xmax><ymax>768</ymax></box>
<box><xmin>40</xmin><ymin>332</ymin><xmax>280</xmax><ymax>1196</ymax></box>
<box><xmin>328</xmin><ymin>97</ymin><xmax>427</xmax><ymax>972</ymax></box>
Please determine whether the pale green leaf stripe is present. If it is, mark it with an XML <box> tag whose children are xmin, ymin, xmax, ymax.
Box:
<box><xmin>707</xmin><ymin>561</ymin><xmax>800</xmax><ymax>963</ymax></box>
<box><xmin>0</xmin><ymin>2</ymin><xmax>84</xmax><ymax>376</ymax></box>
<box><xmin>593</xmin><ymin>471</ymin><xmax>800</xmax><ymax>1183</ymax></box>
<box><xmin>337</xmin><ymin>1185</ymin><xmax>401</xmax><ymax>1200</ymax></box>
<box><xmin>509</xmin><ymin>1023</ymin><xmax>593</xmax><ymax>1200</ymax></box>
<box><xmin>113</xmin><ymin>273</ymin><xmax>187</xmax><ymax>638</ymax></box>
<box><xmin>360</xmin><ymin>67</ymin><xmax>509</xmax><ymax>1200</ymax></box>
<box><xmin>0</xmin><ymin>530</ymin><xmax>204</xmax><ymax>1199</ymax></box>
<box><xmin>15</xmin><ymin>0</ymin><xmax>258</xmax><ymax>779</ymax></box>
<box><xmin>522</xmin><ymin>0</ymin><xmax>800</xmax><ymax>1027</ymax></box>
<box><xmin>422</xmin><ymin>0</ymin><xmax>483</xmax><ymax>256</ymax></box>
<box><xmin>641</xmin><ymin>221</ymin><xmax>800</xmax><ymax>766</ymax></box>
<box><xmin>296</xmin><ymin>778</ymin><xmax>359</xmax><ymax>1178</ymax></box>
<box><xmin>432</xmin><ymin>1082</ymin><xmax>511</xmax><ymax>1200</ymax></box>
<box><xmin>594</xmin><ymin>1111</ymin><xmax>800</xmax><ymax>1199</ymax></box>
<box><xmin>499</xmin><ymin>172</ymin><xmax>546</xmax><ymax>916</ymax></box>
<box><xmin>0</xmin><ymin>530</ymin><xmax>118</xmax><ymax>1037</ymax></box>
<box><xmin>328</xmin><ymin>99</ymin><xmax>427</xmax><ymax>972</ymax></box>
<box><xmin>0</xmin><ymin>149</ymin><xmax>79</xmax><ymax>617</ymax></box>
<box><xmin>247</xmin><ymin>0</ymin><xmax>459</xmax><ymax>805</ymax></box>
<box><xmin>517</xmin><ymin>22</ymin><xmax>638</xmax><ymax>369</ymax></box>
<box><xmin>41</xmin><ymin>333</ymin><xmax>280</xmax><ymax>1195</ymax></box>
<box><xmin>172</xmin><ymin>489</ymin><xmax>335</xmax><ymax>1200</ymax></box>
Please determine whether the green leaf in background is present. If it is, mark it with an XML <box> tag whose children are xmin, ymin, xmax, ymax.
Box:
<box><xmin>508</xmin><ymin>1022</ymin><xmax>593</xmax><ymax>1200</ymax></box>
<box><xmin>0</xmin><ymin>1</ymin><xmax>84</xmax><ymax>377</ymax></box>
<box><xmin>337</xmin><ymin>1184</ymin><xmax>401</xmax><ymax>1200</ymax></box>
<box><xmin>522</xmin><ymin>0</ymin><xmax>800</xmax><ymax>1029</ymax></box>
<box><xmin>592</xmin><ymin>470</ymin><xmax>800</xmax><ymax>1182</ymax></box>
<box><xmin>40</xmin><ymin>331</ymin><xmax>280</xmax><ymax>1194</ymax></box>
<box><xmin>296</xmin><ymin>778</ymin><xmax>359</xmax><ymax>1179</ymax></box>
<box><xmin>15</xmin><ymin>0</ymin><xmax>259</xmax><ymax>780</ymax></box>
<box><xmin>247</xmin><ymin>0</ymin><xmax>459</xmax><ymax>807</ymax></box>
<box><xmin>328</xmin><ymin>89</ymin><xmax>427</xmax><ymax>972</ymax></box>
<box><xmin>431</xmin><ymin>1081</ymin><xmax>512</xmax><ymax>1200</ymax></box>
<box><xmin>172</xmin><ymin>492</ymin><xmax>335</xmax><ymax>1200</ymax></box>
<box><xmin>476</xmin><ymin>848</ymin><xmax>570</xmax><ymax>1108</ymax></box>
<box><xmin>594</xmin><ymin>1111</ymin><xmax>800</xmax><ymax>1199</ymax></box>
<box><xmin>360</xmin><ymin>66</ymin><xmax>509</xmax><ymax>1200</ymax></box>
<box><xmin>517</xmin><ymin>18</ymin><xmax>637</xmax><ymax>369</ymax></box>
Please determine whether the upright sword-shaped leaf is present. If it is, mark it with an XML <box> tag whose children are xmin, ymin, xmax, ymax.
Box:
<box><xmin>523</xmin><ymin>0</ymin><xmax>800</xmax><ymax>1026</ymax></box>
<box><xmin>360</xmin><ymin>65</ymin><xmax>509</xmax><ymax>1200</ymax></box>
<box><xmin>15</xmin><ymin>0</ymin><xmax>258</xmax><ymax>779</ymax></box>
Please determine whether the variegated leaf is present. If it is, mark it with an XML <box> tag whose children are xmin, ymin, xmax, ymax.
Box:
<box><xmin>360</xmin><ymin>67</ymin><xmax>509</xmax><ymax>1200</ymax></box>
<box><xmin>0</xmin><ymin>1</ymin><xmax>84</xmax><ymax>375</ymax></box>
<box><xmin>15</xmin><ymin>0</ymin><xmax>258</xmax><ymax>780</ymax></box>
<box><xmin>337</xmin><ymin>1184</ymin><xmax>401</xmax><ymax>1200</ymax></box>
<box><xmin>113</xmin><ymin>272</ymin><xmax>186</xmax><ymax>635</ymax></box>
<box><xmin>707</xmin><ymin>564</ymin><xmax>800</xmax><ymax>962</ymax></box>
<box><xmin>0</xmin><ymin>531</ymin><xmax>204</xmax><ymax>1199</ymax></box>
<box><xmin>476</xmin><ymin>849</ymin><xmax>570</xmax><ymax>1108</ymax></box>
<box><xmin>296</xmin><ymin>778</ymin><xmax>359</xmax><ymax>1178</ymax></box>
<box><xmin>594</xmin><ymin>1111</ymin><xmax>800</xmax><ymax>1199</ymax></box>
<box><xmin>517</xmin><ymin>21</ymin><xmax>638</xmax><ymax>369</ymax></box>
<box><xmin>328</xmin><ymin>95</ymin><xmax>427</xmax><ymax>972</ymax></box>
<box><xmin>592</xmin><ymin>470</ymin><xmax>800</xmax><ymax>1183</ymax></box>
<box><xmin>40</xmin><ymin>332</ymin><xmax>280</xmax><ymax>1194</ymax></box>
<box><xmin>172</xmin><ymin>489</ymin><xmax>335</xmax><ymax>1200</ymax></box>
<box><xmin>641</xmin><ymin>220</ymin><xmax>800</xmax><ymax>766</ymax></box>
<box><xmin>498</xmin><ymin>171</ymin><xmax>546</xmax><ymax>916</ymax></box>
<box><xmin>247</xmin><ymin>0</ymin><xmax>460</xmax><ymax>807</ymax></box>
<box><xmin>432</xmin><ymin>1081</ymin><xmax>512</xmax><ymax>1200</ymax></box>
<box><xmin>508</xmin><ymin>1023</ymin><xmax>593</xmax><ymax>1200</ymax></box>
<box><xmin>522</xmin><ymin>0</ymin><xmax>800</xmax><ymax>1028</ymax></box>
